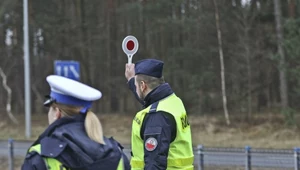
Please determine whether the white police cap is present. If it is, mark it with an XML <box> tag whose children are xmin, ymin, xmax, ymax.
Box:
<box><xmin>45</xmin><ymin>75</ymin><xmax>102</xmax><ymax>113</ymax></box>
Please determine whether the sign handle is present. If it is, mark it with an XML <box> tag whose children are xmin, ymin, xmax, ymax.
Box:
<box><xmin>128</xmin><ymin>55</ymin><xmax>132</xmax><ymax>64</ymax></box>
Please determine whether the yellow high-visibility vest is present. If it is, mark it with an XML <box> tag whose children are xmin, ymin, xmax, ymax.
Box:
<box><xmin>130</xmin><ymin>93</ymin><xmax>194</xmax><ymax>170</ymax></box>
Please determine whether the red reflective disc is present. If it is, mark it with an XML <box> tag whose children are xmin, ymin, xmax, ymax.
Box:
<box><xmin>126</xmin><ymin>40</ymin><xmax>134</xmax><ymax>50</ymax></box>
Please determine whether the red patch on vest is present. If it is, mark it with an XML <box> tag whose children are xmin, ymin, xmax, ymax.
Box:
<box><xmin>145</xmin><ymin>137</ymin><xmax>158</xmax><ymax>151</ymax></box>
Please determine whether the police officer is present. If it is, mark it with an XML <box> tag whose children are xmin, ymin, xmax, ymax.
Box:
<box><xmin>21</xmin><ymin>75</ymin><xmax>130</xmax><ymax>170</ymax></box>
<box><xmin>125</xmin><ymin>59</ymin><xmax>194</xmax><ymax>170</ymax></box>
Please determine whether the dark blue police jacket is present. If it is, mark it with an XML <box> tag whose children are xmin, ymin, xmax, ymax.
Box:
<box><xmin>128</xmin><ymin>78</ymin><xmax>177</xmax><ymax>170</ymax></box>
<box><xmin>21</xmin><ymin>114</ymin><xmax>130</xmax><ymax>170</ymax></box>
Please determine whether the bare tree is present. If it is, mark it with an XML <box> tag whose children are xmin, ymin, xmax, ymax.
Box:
<box><xmin>234</xmin><ymin>1</ymin><xmax>258</xmax><ymax>119</ymax></box>
<box><xmin>274</xmin><ymin>0</ymin><xmax>289</xmax><ymax>109</ymax></box>
<box><xmin>213</xmin><ymin>0</ymin><xmax>230</xmax><ymax>125</ymax></box>
<box><xmin>0</xmin><ymin>67</ymin><xmax>18</xmax><ymax>124</ymax></box>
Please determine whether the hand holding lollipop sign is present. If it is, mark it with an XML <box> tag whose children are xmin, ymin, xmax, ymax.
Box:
<box><xmin>122</xmin><ymin>35</ymin><xmax>139</xmax><ymax>64</ymax></box>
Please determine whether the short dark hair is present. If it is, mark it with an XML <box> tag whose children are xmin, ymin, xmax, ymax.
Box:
<box><xmin>136</xmin><ymin>74</ymin><xmax>165</xmax><ymax>90</ymax></box>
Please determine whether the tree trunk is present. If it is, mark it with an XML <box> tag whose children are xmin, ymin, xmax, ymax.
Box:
<box><xmin>245</xmin><ymin>40</ymin><xmax>252</xmax><ymax>118</ymax></box>
<box><xmin>241</xmin><ymin>7</ymin><xmax>253</xmax><ymax>119</ymax></box>
<box><xmin>213</xmin><ymin>0</ymin><xmax>230</xmax><ymax>125</ymax></box>
<box><xmin>274</xmin><ymin>0</ymin><xmax>289</xmax><ymax>109</ymax></box>
<box><xmin>0</xmin><ymin>67</ymin><xmax>18</xmax><ymax>124</ymax></box>
<box><xmin>107</xmin><ymin>0</ymin><xmax>119</xmax><ymax>113</ymax></box>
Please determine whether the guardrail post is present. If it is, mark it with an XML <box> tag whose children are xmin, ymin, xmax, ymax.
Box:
<box><xmin>197</xmin><ymin>145</ymin><xmax>204</xmax><ymax>170</ymax></box>
<box><xmin>8</xmin><ymin>138</ymin><xmax>14</xmax><ymax>170</ymax></box>
<box><xmin>245</xmin><ymin>146</ymin><xmax>251</xmax><ymax>170</ymax></box>
<box><xmin>294</xmin><ymin>147</ymin><xmax>300</xmax><ymax>170</ymax></box>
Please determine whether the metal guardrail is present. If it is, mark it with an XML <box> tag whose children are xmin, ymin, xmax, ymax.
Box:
<box><xmin>8</xmin><ymin>139</ymin><xmax>14</xmax><ymax>170</ymax></box>
<box><xmin>5</xmin><ymin>139</ymin><xmax>300</xmax><ymax>170</ymax></box>
<box><xmin>195</xmin><ymin>145</ymin><xmax>300</xmax><ymax>170</ymax></box>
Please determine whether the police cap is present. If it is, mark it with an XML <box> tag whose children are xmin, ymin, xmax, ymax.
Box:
<box><xmin>135</xmin><ymin>59</ymin><xmax>164</xmax><ymax>78</ymax></box>
<box><xmin>43</xmin><ymin>75</ymin><xmax>102</xmax><ymax>113</ymax></box>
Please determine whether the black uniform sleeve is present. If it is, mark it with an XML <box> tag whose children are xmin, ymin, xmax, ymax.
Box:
<box><xmin>127</xmin><ymin>77</ymin><xmax>144</xmax><ymax>105</ymax></box>
<box><xmin>122</xmin><ymin>152</ymin><xmax>131</xmax><ymax>170</ymax></box>
<box><xmin>141</xmin><ymin>111</ymin><xmax>176</xmax><ymax>170</ymax></box>
<box><xmin>21</xmin><ymin>152</ymin><xmax>47</xmax><ymax>170</ymax></box>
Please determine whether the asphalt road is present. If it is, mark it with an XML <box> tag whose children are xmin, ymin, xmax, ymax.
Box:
<box><xmin>0</xmin><ymin>140</ymin><xmax>296</xmax><ymax>169</ymax></box>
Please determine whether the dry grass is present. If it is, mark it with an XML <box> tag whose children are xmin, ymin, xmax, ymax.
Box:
<box><xmin>1</xmin><ymin>113</ymin><xmax>300</xmax><ymax>149</ymax></box>
<box><xmin>190</xmin><ymin>114</ymin><xmax>300</xmax><ymax>149</ymax></box>
<box><xmin>0</xmin><ymin>157</ymin><xmax>23</xmax><ymax>170</ymax></box>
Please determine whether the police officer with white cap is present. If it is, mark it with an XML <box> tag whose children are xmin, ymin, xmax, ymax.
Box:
<box><xmin>125</xmin><ymin>59</ymin><xmax>194</xmax><ymax>170</ymax></box>
<box><xmin>21</xmin><ymin>75</ymin><xmax>130</xmax><ymax>170</ymax></box>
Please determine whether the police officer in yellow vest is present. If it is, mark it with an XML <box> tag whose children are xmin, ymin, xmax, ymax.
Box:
<box><xmin>125</xmin><ymin>59</ymin><xmax>194</xmax><ymax>170</ymax></box>
<box><xmin>21</xmin><ymin>75</ymin><xmax>130</xmax><ymax>170</ymax></box>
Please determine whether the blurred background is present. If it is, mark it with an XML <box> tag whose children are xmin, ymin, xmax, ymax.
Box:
<box><xmin>1</xmin><ymin>0</ymin><xmax>300</xmax><ymax>116</ymax></box>
<box><xmin>1</xmin><ymin>0</ymin><xmax>300</xmax><ymax>169</ymax></box>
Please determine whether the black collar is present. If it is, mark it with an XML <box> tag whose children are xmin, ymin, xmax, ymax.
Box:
<box><xmin>143</xmin><ymin>83</ymin><xmax>174</xmax><ymax>108</ymax></box>
<box><xmin>31</xmin><ymin>114</ymin><xmax>85</xmax><ymax>146</ymax></box>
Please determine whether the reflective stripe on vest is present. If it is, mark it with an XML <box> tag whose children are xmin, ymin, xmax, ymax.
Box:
<box><xmin>131</xmin><ymin>156</ymin><xmax>194</xmax><ymax>168</ymax></box>
<box><xmin>130</xmin><ymin>93</ymin><xmax>194</xmax><ymax>170</ymax></box>
<box><xmin>29</xmin><ymin>144</ymin><xmax>125</xmax><ymax>170</ymax></box>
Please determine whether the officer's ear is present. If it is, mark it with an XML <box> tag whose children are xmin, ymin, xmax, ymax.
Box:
<box><xmin>54</xmin><ymin>107</ymin><xmax>62</xmax><ymax>120</ymax></box>
<box><xmin>140</xmin><ymin>81</ymin><xmax>147</xmax><ymax>92</ymax></box>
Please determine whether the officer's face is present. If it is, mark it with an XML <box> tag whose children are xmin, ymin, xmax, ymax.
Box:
<box><xmin>48</xmin><ymin>106</ymin><xmax>61</xmax><ymax>125</ymax></box>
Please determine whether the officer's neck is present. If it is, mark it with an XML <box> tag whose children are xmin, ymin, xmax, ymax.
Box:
<box><xmin>142</xmin><ymin>88</ymin><xmax>152</xmax><ymax>99</ymax></box>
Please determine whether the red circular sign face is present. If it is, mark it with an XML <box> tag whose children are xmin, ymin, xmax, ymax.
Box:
<box><xmin>126</xmin><ymin>40</ymin><xmax>134</xmax><ymax>51</ymax></box>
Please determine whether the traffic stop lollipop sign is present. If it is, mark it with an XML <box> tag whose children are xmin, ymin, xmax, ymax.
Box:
<box><xmin>122</xmin><ymin>35</ymin><xmax>139</xmax><ymax>64</ymax></box>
